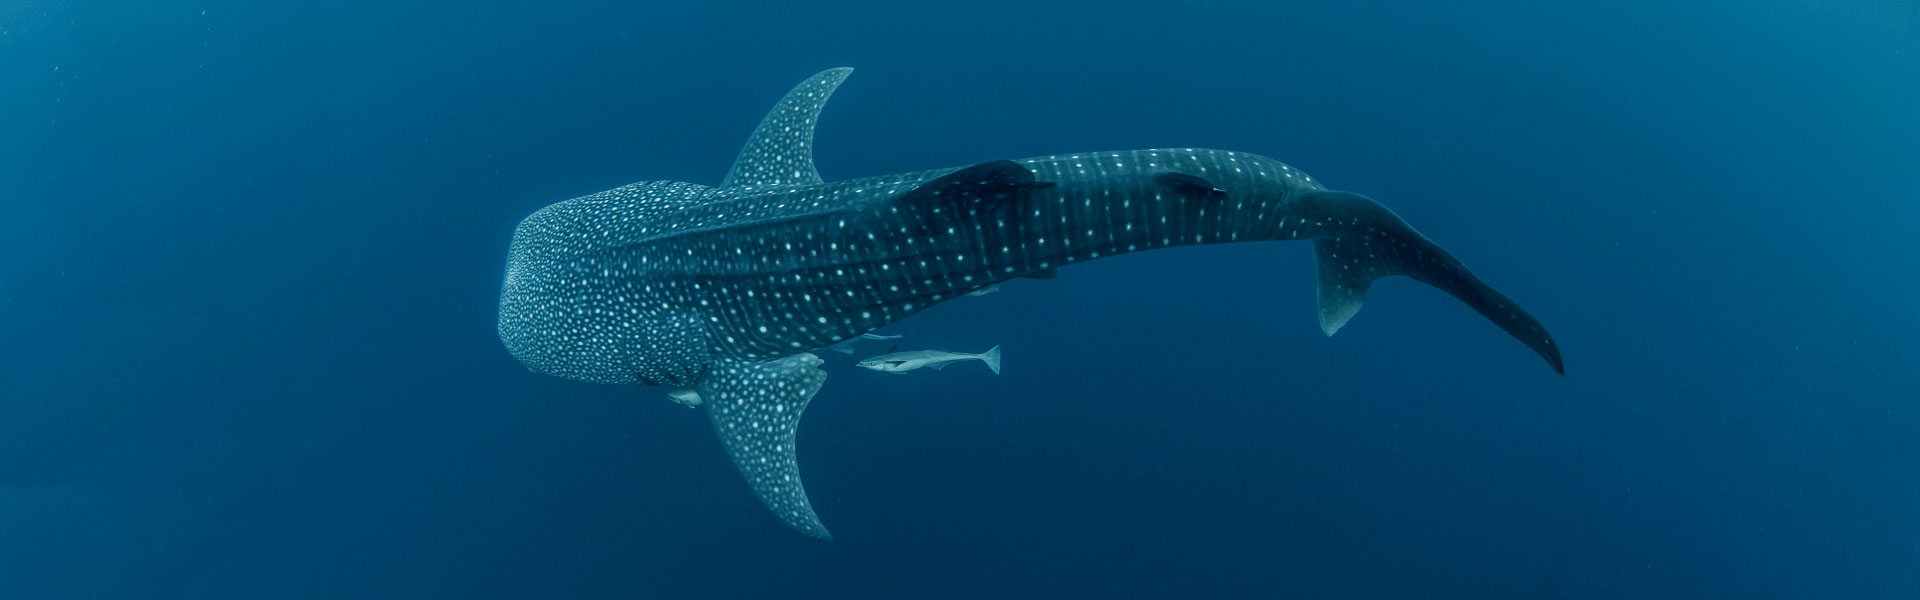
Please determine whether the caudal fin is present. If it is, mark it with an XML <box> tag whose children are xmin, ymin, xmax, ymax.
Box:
<box><xmin>1297</xmin><ymin>190</ymin><xmax>1564</xmax><ymax>375</ymax></box>
<box><xmin>978</xmin><ymin>345</ymin><xmax>1002</xmax><ymax>375</ymax></box>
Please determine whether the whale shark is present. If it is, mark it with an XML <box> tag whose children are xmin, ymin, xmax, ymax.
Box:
<box><xmin>497</xmin><ymin>67</ymin><xmax>1562</xmax><ymax>540</ymax></box>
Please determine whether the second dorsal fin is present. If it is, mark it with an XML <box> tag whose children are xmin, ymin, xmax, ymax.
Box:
<box><xmin>721</xmin><ymin>67</ymin><xmax>853</xmax><ymax>188</ymax></box>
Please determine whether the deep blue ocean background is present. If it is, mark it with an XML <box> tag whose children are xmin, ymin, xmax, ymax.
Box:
<box><xmin>4</xmin><ymin>0</ymin><xmax>1917</xmax><ymax>597</ymax></box>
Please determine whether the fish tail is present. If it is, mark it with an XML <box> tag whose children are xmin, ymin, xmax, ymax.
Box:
<box><xmin>1295</xmin><ymin>190</ymin><xmax>1563</xmax><ymax>374</ymax></box>
<box><xmin>978</xmin><ymin>345</ymin><xmax>1002</xmax><ymax>375</ymax></box>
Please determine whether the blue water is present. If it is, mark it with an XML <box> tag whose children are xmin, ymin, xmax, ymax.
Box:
<box><xmin>3</xmin><ymin>0</ymin><xmax>1916</xmax><ymax>597</ymax></box>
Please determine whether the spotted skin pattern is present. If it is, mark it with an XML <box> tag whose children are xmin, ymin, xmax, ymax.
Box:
<box><xmin>497</xmin><ymin>68</ymin><xmax>1563</xmax><ymax>540</ymax></box>
<box><xmin>722</xmin><ymin>67</ymin><xmax>850</xmax><ymax>188</ymax></box>
<box><xmin>701</xmin><ymin>353</ymin><xmax>831</xmax><ymax>539</ymax></box>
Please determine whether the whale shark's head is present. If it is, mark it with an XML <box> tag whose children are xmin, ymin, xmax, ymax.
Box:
<box><xmin>496</xmin><ymin>196</ymin><xmax>713</xmax><ymax>387</ymax></box>
<box><xmin>496</xmin><ymin>204</ymin><xmax>625</xmax><ymax>384</ymax></box>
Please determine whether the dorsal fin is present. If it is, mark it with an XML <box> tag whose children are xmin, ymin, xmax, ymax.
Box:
<box><xmin>882</xmin><ymin>160</ymin><xmax>1053</xmax><ymax>233</ymax></box>
<box><xmin>721</xmin><ymin>67</ymin><xmax>853</xmax><ymax>188</ymax></box>
<box><xmin>892</xmin><ymin>160</ymin><xmax>1054</xmax><ymax>211</ymax></box>
<box><xmin>1154</xmin><ymin>172</ymin><xmax>1227</xmax><ymax>197</ymax></box>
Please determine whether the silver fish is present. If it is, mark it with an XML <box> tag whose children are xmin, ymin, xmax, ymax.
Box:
<box><xmin>857</xmin><ymin>346</ymin><xmax>1002</xmax><ymax>375</ymax></box>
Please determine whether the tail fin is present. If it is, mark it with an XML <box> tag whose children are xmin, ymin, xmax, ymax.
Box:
<box><xmin>978</xmin><ymin>345</ymin><xmax>1002</xmax><ymax>375</ymax></box>
<box><xmin>1297</xmin><ymin>190</ymin><xmax>1564</xmax><ymax>374</ymax></box>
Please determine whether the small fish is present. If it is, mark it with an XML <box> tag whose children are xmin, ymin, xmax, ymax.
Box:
<box><xmin>665</xmin><ymin>387</ymin><xmax>704</xmax><ymax>408</ymax></box>
<box><xmin>820</xmin><ymin>332</ymin><xmax>903</xmax><ymax>354</ymax></box>
<box><xmin>965</xmin><ymin>284</ymin><xmax>1002</xmax><ymax>297</ymax></box>
<box><xmin>857</xmin><ymin>346</ymin><xmax>1002</xmax><ymax>375</ymax></box>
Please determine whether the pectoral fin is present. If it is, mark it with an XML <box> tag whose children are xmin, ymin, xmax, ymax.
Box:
<box><xmin>702</xmin><ymin>354</ymin><xmax>834</xmax><ymax>539</ymax></box>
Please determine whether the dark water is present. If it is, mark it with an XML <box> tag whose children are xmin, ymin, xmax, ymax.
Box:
<box><xmin>3</xmin><ymin>0</ymin><xmax>1915</xmax><ymax>597</ymax></box>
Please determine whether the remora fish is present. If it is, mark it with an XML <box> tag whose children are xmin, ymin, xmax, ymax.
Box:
<box><xmin>820</xmin><ymin>332</ymin><xmax>903</xmax><ymax>354</ymax></box>
<box><xmin>496</xmin><ymin>68</ymin><xmax>1563</xmax><ymax>540</ymax></box>
<box><xmin>857</xmin><ymin>346</ymin><xmax>1002</xmax><ymax>375</ymax></box>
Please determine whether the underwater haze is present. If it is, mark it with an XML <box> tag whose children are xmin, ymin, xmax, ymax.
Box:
<box><xmin>3</xmin><ymin>0</ymin><xmax>1917</xmax><ymax>597</ymax></box>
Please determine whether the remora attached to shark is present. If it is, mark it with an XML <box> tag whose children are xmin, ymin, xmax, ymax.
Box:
<box><xmin>498</xmin><ymin>68</ymin><xmax>1562</xmax><ymax>540</ymax></box>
